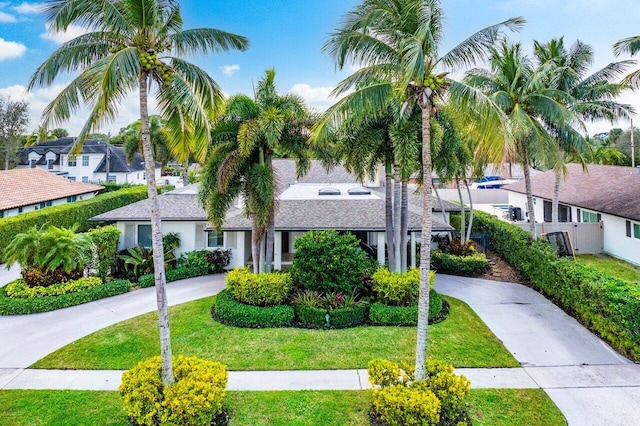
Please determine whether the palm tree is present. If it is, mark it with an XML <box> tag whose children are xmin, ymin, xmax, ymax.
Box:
<box><xmin>28</xmin><ymin>0</ymin><xmax>248</xmax><ymax>385</ymax></box>
<box><xmin>200</xmin><ymin>69</ymin><xmax>311</xmax><ymax>273</ymax></box>
<box><xmin>534</xmin><ymin>38</ymin><xmax>631</xmax><ymax>230</ymax></box>
<box><xmin>317</xmin><ymin>0</ymin><xmax>523</xmax><ymax>379</ymax></box>
<box><xmin>614</xmin><ymin>35</ymin><xmax>640</xmax><ymax>89</ymax></box>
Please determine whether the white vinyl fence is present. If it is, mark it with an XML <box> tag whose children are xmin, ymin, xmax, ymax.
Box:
<box><xmin>513</xmin><ymin>221</ymin><xmax>603</xmax><ymax>254</ymax></box>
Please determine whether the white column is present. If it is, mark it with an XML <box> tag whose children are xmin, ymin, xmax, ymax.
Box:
<box><xmin>235</xmin><ymin>231</ymin><xmax>246</xmax><ymax>269</ymax></box>
<box><xmin>377</xmin><ymin>232</ymin><xmax>386</xmax><ymax>265</ymax></box>
<box><xmin>274</xmin><ymin>231</ymin><xmax>282</xmax><ymax>270</ymax></box>
<box><xmin>410</xmin><ymin>232</ymin><xmax>417</xmax><ymax>268</ymax></box>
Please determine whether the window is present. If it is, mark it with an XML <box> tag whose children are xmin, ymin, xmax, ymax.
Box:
<box><xmin>47</xmin><ymin>159</ymin><xmax>54</xmax><ymax>170</ymax></box>
<box><xmin>29</xmin><ymin>159</ymin><xmax>37</xmax><ymax>168</ymax></box>
<box><xmin>138</xmin><ymin>225</ymin><xmax>152</xmax><ymax>247</ymax></box>
<box><xmin>82</xmin><ymin>155</ymin><xmax>89</xmax><ymax>166</ymax></box>
<box><xmin>68</xmin><ymin>155</ymin><xmax>77</xmax><ymax>166</ymax></box>
<box><xmin>627</xmin><ymin>220</ymin><xmax>632</xmax><ymax>238</ymax></box>
<box><xmin>68</xmin><ymin>176</ymin><xmax>76</xmax><ymax>181</ymax></box>
<box><xmin>582</xmin><ymin>211</ymin><xmax>599</xmax><ymax>223</ymax></box>
<box><xmin>39</xmin><ymin>201</ymin><xmax>52</xmax><ymax>209</ymax></box>
<box><xmin>0</xmin><ymin>211</ymin><xmax>4</xmax><ymax>218</ymax></box>
<box><xmin>635</xmin><ymin>223</ymin><xmax>640</xmax><ymax>240</ymax></box>
<box><xmin>82</xmin><ymin>176</ymin><xmax>89</xmax><ymax>183</ymax></box>
<box><xmin>18</xmin><ymin>207</ymin><xmax>23</xmax><ymax>214</ymax></box>
<box><xmin>107</xmin><ymin>175</ymin><xmax>117</xmax><ymax>182</ymax></box>
<box><xmin>206</xmin><ymin>231</ymin><xmax>224</xmax><ymax>248</ymax></box>
<box><xmin>66</xmin><ymin>195</ymin><xmax>77</xmax><ymax>203</ymax></box>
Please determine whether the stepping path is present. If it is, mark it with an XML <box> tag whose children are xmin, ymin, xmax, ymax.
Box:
<box><xmin>1</xmin><ymin>273</ymin><xmax>639</xmax><ymax>425</ymax></box>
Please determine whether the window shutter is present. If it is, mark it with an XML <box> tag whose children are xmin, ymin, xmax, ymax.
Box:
<box><xmin>124</xmin><ymin>224</ymin><xmax>135</xmax><ymax>248</ymax></box>
<box><xmin>195</xmin><ymin>224</ymin><xmax>205</xmax><ymax>249</ymax></box>
<box><xmin>626</xmin><ymin>221</ymin><xmax>632</xmax><ymax>238</ymax></box>
<box><xmin>576</xmin><ymin>209</ymin><xmax>581</xmax><ymax>222</ymax></box>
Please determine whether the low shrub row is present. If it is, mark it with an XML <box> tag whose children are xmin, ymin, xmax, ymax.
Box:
<box><xmin>430</xmin><ymin>251</ymin><xmax>488</xmax><ymax>276</ymax></box>
<box><xmin>137</xmin><ymin>266</ymin><xmax>210</xmax><ymax>288</ymax></box>
<box><xmin>226</xmin><ymin>267</ymin><xmax>291</xmax><ymax>306</ymax></box>
<box><xmin>213</xmin><ymin>289</ymin><xmax>295</xmax><ymax>328</ymax></box>
<box><xmin>0</xmin><ymin>186</ymin><xmax>147</xmax><ymax>260</ymax></box>
<box><xmin>5</xmin><ymin>277</ymin><xmax>102</xmax><ymax>299</ymax></box>
<box><xmin>369</xmin><ymin>289</ymin><xmax>443</xmax><ymax>326</ymax></box>
<box><xmin>0</xmin><ymin>279</ymin><xmax>132</xmax><ymax>315</ymax></box>
<box><xmin>177</xmin><ymin>249</ymin><xmax>231</xmax><ymax>274</ymax></box>
<box><xmin>473</xmin><ymin>211</ymin><xmax>640</xmax><ymax>360</ymax></box>
<box><xmin>294</xmin><ymin>303</ymin><xmax>368</xmax><ymax>328</ymax></box>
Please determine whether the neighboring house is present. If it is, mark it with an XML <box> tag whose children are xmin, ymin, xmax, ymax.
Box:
<box><xmin>503</xmin><ymin>164</ymin><xmax>640</xmax><ymax>265</ymax></box>
<box><xmin>17</xmin><ymin>137</ymin><xmax>160</xmax><ymax>184</ymax></box>
<box><xmin>92</xmin><ymin>159</ymin><xmax>456</xmax><ymax>269</ymax></box>
<box><xmin>0</xmin><ymin>168</ymin><xmax>103</xmax><ymax>218</ymax></box>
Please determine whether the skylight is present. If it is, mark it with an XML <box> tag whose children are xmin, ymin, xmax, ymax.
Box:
<box><xmin>347</xmin><ymin>187</ymin><xmax>371</xmax><ymax>196</ymax></box>
<box><xmin>318</xmin><ymin>187</ymin><xmax>341</xmax><ymax>196</ymax></box>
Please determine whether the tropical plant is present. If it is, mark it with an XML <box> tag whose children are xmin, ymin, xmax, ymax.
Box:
<box><xmin>317</xmin><ymin>0</ymin><xmax>523</xmax><ymax>379</ymax></box>
<box><xmin>112</xmin><ymin>115</ymin><xmax>172</xmax><ymax>166</ymax></box>
<box><xmin>28</xmin><ymin>0</ymin><xmax>248</xmax><ymax>385</ymax></box>
<box><xmin>119</xmin><ymin>245</ymin><xmax>154</xmax><ymax>280</ymax></box>
<box><xmin>199</xmin><ymin>68</ymin><xmax>311</xmax><ymax>273</ymax></box>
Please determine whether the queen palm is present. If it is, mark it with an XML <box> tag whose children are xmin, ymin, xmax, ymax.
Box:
<box><xmin>28</xmin><ymin>0</ymin><xmax>248</xmax><ymax>384</ymax></box>
<box><xmin>317</xmin><ymin>0</ymin><xmax>523</xmax><ymax>379</ymax></box>
<box><xmin>200</xmin><ymin>69</ymin><xmax>311</xmax><ymax>273</ymax></box>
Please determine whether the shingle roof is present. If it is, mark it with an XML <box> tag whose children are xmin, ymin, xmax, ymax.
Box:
<box><xmin>0</xmin><ymin>169</ymin><xmax>104</xmax><ymax>210</ymax></box>
<box><xmin>503</xmin><ymin>163</ymin><xmax>640</xmax><ymax>221</ymax></box>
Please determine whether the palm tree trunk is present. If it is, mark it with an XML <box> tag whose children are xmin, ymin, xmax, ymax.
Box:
<box><xmin>251</xmin><ymin>217</ymin><xmax>260</xmax><ymax>273</ymax></box>
<box><xmin>393</xmin><ymin>164</ymin><xmax>402</xmax><ymax>272</ymax></box>
<box><xmin>522</xmin><ymin>143</ymin><xmax>537</xmax><ymax>239</ymax></box>
<box><xmin>415</xmin><ymin>102</ymin><xmax>433</xmax><ymax>381</ymax></box>
<box><xmin>400</xmin><ymin>180</ymin><xmax>408</xmax><ymax>272</ymax></box>
<box><xmin>259</xmin><ymin>230</ymin><xmax>266</xmax><ymax>274</ymax></box>
<box><xmin>265</xmin><ymin>211</ymin><xmax>275</xmax><ymax>273</ymax></box>
<box><xmin>456</xmin><ymin>179</ymin><xmax>466</xmax><ymax>244</ymax></box>
<box><xmin>552</xmin><ymin>168</ymin><xmax>561</xmax><ymax>231</ymax></box>
<box><xmin>433</xmin><ymin>185</ymin><xmax>447</xmax><ymax>224</ymax></box>
<box><xmin>465</xmin><ymin>182</ymin><xmax>474</xmax><ymax>243</ymax></box>
<box><xmin>139</xmin><ymin>74</ymin><xmax>173</xmax><ymax>385</ymax></box>
<box><xmin>385</xmin><ymin>165</ymin><xmax>395</xmax><ymax>271</ymax></box>
<box><xmin>182</xmin><ymin>161</ymin><xmax>188</xmax><ymax>187</ymax></box>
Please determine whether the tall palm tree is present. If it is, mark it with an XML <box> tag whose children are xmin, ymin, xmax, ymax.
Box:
<box><xmin>113</xmin><ymin>115</ymin><xmax>172</xmax><ymax>166</ymax></box>
<box><xmin>317</xmin><ymin>0</ymin><xmax>523</xmax><ymax>379</ymax></box>
<box><xmin>534</xmin><ymin>38</ymin><xmax>631</xmax><ymax>230</ymax></box>
<box><xmin>200</xmin><ymin>69</ymin><xmax>311</xmax><ymax>273</ymax></box>
<box><xmin>28</xmin><ymin>0</ymin><xmax>248</xmax><ymax>385</ymax></box>
<box><xmin>465</xmin><ymin>41</ymin><xmax>587</xmax><ymax>238</ymax></box>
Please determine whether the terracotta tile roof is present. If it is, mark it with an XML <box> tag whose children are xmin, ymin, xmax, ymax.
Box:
<box><xmin>503</xmin><ymin>163</ymin><xmax>640</xmax><ymax>221</ymax></box>
<box><xmin>0</xmin><ymin>169</ymin><xmax>104</xmax><ymax>210</ymax></box>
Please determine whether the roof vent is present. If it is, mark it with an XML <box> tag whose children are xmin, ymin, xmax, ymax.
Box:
<box><xmin>318</xmin><ymin>187</ymin><xmax>341</xmax><ymax>196</ymax></box>
<box><xmin>347</xmin><ymin>187</ymin><xmax>371</xmax><ymax>196</ymax></box>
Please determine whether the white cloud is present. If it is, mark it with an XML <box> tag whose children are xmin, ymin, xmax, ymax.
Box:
<box><xmin>220</xmin><ymin>64</ymin><xmax>240</xmax><ymax>76</ymax></box>
<box><xmin>12</xmin><ymin>2</ymin><xmax>44</xmax><ymax>14</ymax></box>
<box><xmin>40</xmin><ymin>23</ymin><xmax>89</xmax><ymax>44</ymax></box>
<box><xmin>289</xmin><ymin>83</ymin><xmax>346</xmax><ymax>111</ymax></box>
<box><xmin>0</xmin><ymin>10</ymin><xmax>16</xmax><ymax>22</ymax></box>
<box><xmin>0</xmin><ymin>38</ymin><xmax>26</xmax><ymax>61</ymax></box>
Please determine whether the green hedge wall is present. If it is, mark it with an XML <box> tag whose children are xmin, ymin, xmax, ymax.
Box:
<box><xmin>0</xmin><ymin>186</ymin><xmax>147</xmax><ymax>260</ymax></box>
<box><xmin>473</xmin><ymin>211</ymin><xmax>640</xmax><ymax>360</ymax></box>
<box><xmin>0</xmin><ymin>279</ymin><xmax>132</xmax><ymax>315</ymax></box>
<box><xmin>137</xmin><ymin>266</ymin><xmax>210</xmax><ymax>288</ymax></box>
<box><xmin>213</xmin><ymin>289</ymin><xmax>294</xmax><ymax>328</ymax></box>
<box><xmin>294</xmin><ymin>304</ymin><xmax>368</xmax><ymax>329</ymax></box>
<box><xmin>430</xmin><ymin>252</ymin><xmax>488</xmax><ymax>276</ymax></box>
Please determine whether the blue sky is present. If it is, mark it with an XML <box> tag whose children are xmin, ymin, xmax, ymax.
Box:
<box><xmin>0</xmin><ymin>0</ymin><xmax>639</xmax><ymax>136</ymax></box>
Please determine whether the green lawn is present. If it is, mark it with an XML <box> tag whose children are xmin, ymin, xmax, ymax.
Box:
<box><xmin>32</xmin><ymin>296</ymin><xmax>518</xmax><ymax>370</ymax></box>
<box><xmin>0</xmin><ymin>389</ymin><xmax>566</xmax><ymax>426</ymax></box>
<box><xmin>577</xmin><ymin>254</ymin><xmax>640</xmax><ymax>283</ymax></box>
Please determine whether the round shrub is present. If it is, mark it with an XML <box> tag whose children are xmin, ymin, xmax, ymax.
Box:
<box><xmin>369</xmin><ymin>289</ymin><xmax>443</xmax><ymax>326</ymax></box>
<box><xmin>119</xmin><ymin>355</ymin><xmax>227</xmax><ymax>426</ymax></box>
<box><xmin>226</xmin><ymin>267</ymin><xmax>292</xmax><ymax>306</ymax></box>
<box><xmin>213</xmin><ymin>289</ymin><xmax>294</xmax><ymax>328</ymax></box>
<box><xmin>289</xmin><ymin>230</ymin><xmax>371</xmax><ymax>294</ymax></box>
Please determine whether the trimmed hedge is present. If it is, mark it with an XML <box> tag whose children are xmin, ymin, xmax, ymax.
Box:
<box><xmin>0</xmin><ymin>279</ymin><xmax>132</xmax><ymax>315</ymax></box>
<box><xmin>213</xmin><ymin>289</ymin><xmax>294</xmax><ymax>328</ymax></box>
<box><xmin>137</xmin><ymin>266</ymin><xmax>210</xmax><ymax>288</ymax></box>
<box><xmin>430</xmin><ymin>251</ymin><xmax>488</xmax><ymax>276</ymax></box>
<box><xmin>5</xmin><ymin>277</ymin><xmax>102</xmax><ymax>298</ymax></box>
<box><xmin>369</xmin><ymin>289</ymin><xmax>443</xmax><ymax>326</ymax></box>
<box><xmin>226</xmin><ymin>267</ymin><xmax>292</xmax><ymax>307</ymax></box>
<box><xmin>0</xmin><ymin>186</ymin><xmax>147</xmax><ymax>261</ymax></box>
<box><xmin>294</xmin><ymin>304</ymin><xmax>368</xmax><ymax>328</ymax></box>
<box><xmin>473</xmin><ymin>211</ymin><xmax>640</xmax><ymax>360</ymax></box>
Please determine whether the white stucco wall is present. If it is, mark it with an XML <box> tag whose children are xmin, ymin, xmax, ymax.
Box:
<box><xmin>507</xmin><ymin>192</ymin><xmax>545</xmax><ymax>223</ymax></box>
<box><xmin>601</xmin><ymin>213</ymin><xmax>640</xmax><ymax>266</ymax></box>
<box><xmin>1</xmin><ymin>192</ymin><xmax>97</xmax><ymax>218</ymax></box>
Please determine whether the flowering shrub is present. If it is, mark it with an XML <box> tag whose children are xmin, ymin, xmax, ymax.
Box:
<box><xmin>5</xmin><ymin>277</ymin><xmax>102</xmax><ymax>299</ymax></box>
<box><xmin>368</xmin><ymin>358</ymin><xmax>471</xmax><ymax>426</ymax></box>
<box><xmin>119</xmin><ymin>355</ymin><xmax>227</xmax><ymax>426</ymax></box>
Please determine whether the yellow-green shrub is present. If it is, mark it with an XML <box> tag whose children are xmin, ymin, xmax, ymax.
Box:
<box><xmin>373</xmin><ymin>385</ymin><xmax>441</xmax><ymax>426</ymax></box>
<box><xmin>372</xmin><ymin>268</ymin><xmax>435</xmax><ymax>306</ymax></box>
<box><xmin>119</xmin><ymin>355</ymin><xmax>227</xmax><ymax>426</ymax></box>
<box><xmin>5</xmin><ymin>277</ymin><xmax>102</xmax><ymax>299</ymax></box>
<box><xmin>226</xmin><ymin>267</ymin><xmax>291</xmax><ymax>306</ymax></box>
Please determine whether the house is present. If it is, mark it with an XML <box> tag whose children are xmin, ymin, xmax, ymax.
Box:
<box><xmin>0</xmin><ymin>168</ymin><xmax>103</xmax><ymax>218</ymax></box>
<box><xmin>92</xmin><ymin>159</ymin><xmax>457</xmax><ymax>269</ymax></box>
<box><xmin>503</xmin><ymin>164</ymin><xmax>640</xmax><ymax>265</ymax></box>
<box><xmin>16</xmin><ymin>137</ymin><xmax>160</xmax><ymax>184</ymax></box>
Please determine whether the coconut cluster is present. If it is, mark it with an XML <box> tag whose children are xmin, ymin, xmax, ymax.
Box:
<box><xmin>140</xmin><ymin>50</ymin><xmax>175</xmax><ymax>85</ymax></box>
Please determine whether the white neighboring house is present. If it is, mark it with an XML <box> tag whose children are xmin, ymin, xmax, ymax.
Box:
<box><xmin>17</xmin><ymin>137</ymin><xmax>161</xmax><ymax>184</ymax></box>
<box><xmin>91</xmin><ymin>159</ymin><xmax>457</xmax><ymax>270</ymax></box>
<box><xmin>503</xmin><ymin>163</ymin><xmax>640</xmax><ymax>265</ymax></box>
<box><xmin>0</xmin><ymin>168</ymin><xmax>103</xmax><ymax>218</ymax></box>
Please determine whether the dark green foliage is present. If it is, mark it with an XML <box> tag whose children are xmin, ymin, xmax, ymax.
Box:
<box><xmin>294</xmin><ymin>304</ymin><xmax>368</xmax><ymax>329</ymax></box>
<box><xmin>430</xmin><ymin>251</ymin><xmax>488</xmax><ymax>276</ymax></box>
<box><xmin>137</xmin><ymin>266</ymin><xmax>210</xmax><ymax>288</ymax></box>
<box><xmin>213</xmin><ymin>289</ymin><xmax>294</xmax><ymax>328</ymax></box>
<box><xmin>87</xmin><ymin>226</ymin><xmax>121</xmax><ymax>282</ymax></box>
<box><xmin>0</xmin><ymin>279</ymin><xmax>131</xmax><ymax>315</ymax></box>
<box><xmin>177</xmin><ymin>249</ymin><xmax>231</xmax><ymax>273</ymax></box>
<box><xmin>369</xmin><ymin>289</ymin><xmax>443</xmax><ymax>326</ymax></box>
<box><xmin>20</xmin><ymin>266</ymin><xmax>82</xmax><ymax>288</ymax></box>
<box><xmin>0</xmin><ymin>187</ymin><xmax>147</xmax><ymax>260</ymax></box>
<box><xmin>474</xmin><ymin>211</ymin><xmax>640</xmax><ymax>360</ymax></box>
<box><xmin>119</xmin><ymin>245</ymin><xmax>154</xmax><ymax>281</ymax></box>
<box><xmin>289</xmin><ymin>230</ymin><xmax>372</xmax><ymax>294</ymax></box>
